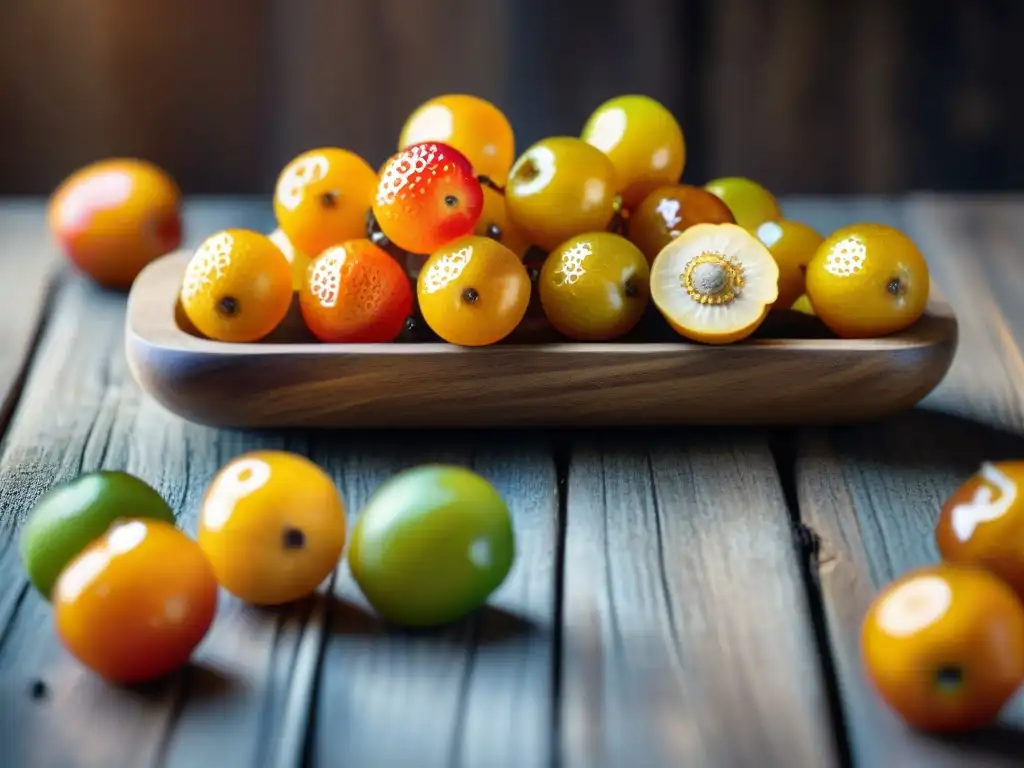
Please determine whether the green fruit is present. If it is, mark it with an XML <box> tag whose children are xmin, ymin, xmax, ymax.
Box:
<box><xmin>19</xmin><ymin>471</ymin><xmax>176</xmax><ymax>599</ymax></box>
<box><xmin>348</xmin><ymin>464</ymin><xmax>515</xmax><ymax>627</ymax></box>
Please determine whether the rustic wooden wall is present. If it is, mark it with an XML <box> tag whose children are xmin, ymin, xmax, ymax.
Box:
<box><xmin>1</xmin><ymin>0</ymin><xmax>1021</xmax><ymax>196</ymax></box>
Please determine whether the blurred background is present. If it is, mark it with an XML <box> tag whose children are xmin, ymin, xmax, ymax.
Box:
<box><xmin>2</xmin><ymin>0</ymin><xmax>1022</xmax><ymax>197</ymax></box>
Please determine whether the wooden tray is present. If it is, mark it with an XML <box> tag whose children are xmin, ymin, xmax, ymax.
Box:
<box><xmin>125</xmin><ymin>250</ymin><xmax>958</xmax><ymax>429</ymax></box>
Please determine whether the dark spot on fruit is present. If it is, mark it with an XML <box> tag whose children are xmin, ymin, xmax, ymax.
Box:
<box><xmin>935</xmin><ymin>664</ymin><xmax>964</xmax><ymax>693</ymax></box>
<box><xmin>887</xmin><ymin>277</ymin><xmax>905</xmax><ymax>296</ymax></box>
<box><xmin>404</xmin><ymin>316</ymin><xmax>418</xmax><ymax>333</ymax></box>
<box><xmin>282</xmin><ymin>527</ymin><xmax>305</xmax><ymax>550</ymax></box>
<box><xmin>485</xmin><ymin>223</ymin><xmax>502</xmax><ymax>241</ymax></box>
<box><xmin>477</xmin><ymin>175</ymin><xmax>504</xmax><ymax>193</ymax></box>
<box><xmin>798</xmin><ymin>264</ymin><xmax>807</xmax><ymax>275</ymax></box>
<box><xmin>28</xmin><ymin>679</ymin><xmax>48</xmax><ymax>701</ymax></box>
<box><xmin>444</xmin><ymin>195</ymin><xmax>458</xmax><ymax>208</ymax></box>
<box><xmin>320</xmin><ymin>190</ymin><xmax>339</xmax><ymax>208</ymax></box>
<box><xmin>217</xmin><ymin>296</ymin><xmax>240</xmax><ymax>317</ymax></box>
<box><xmin>462</xmin><ymin>287</ymin><xmax>480</xmax><ymax>304</ymax></box>
<box><xmin>516</xmin><ymin>160</ymin><xmax>539</xmax><ymax>183</ymax></box>
<box><xmin>624</xmin><ymin>278</ymin><xmax>639</xmax><ymax>298</ymax></box>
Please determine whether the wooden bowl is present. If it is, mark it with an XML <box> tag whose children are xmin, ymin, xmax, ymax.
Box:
<box><xmin>125</xmin><ymin>251</ymin><xmax>958</xmax><ymax>429</ymax></box>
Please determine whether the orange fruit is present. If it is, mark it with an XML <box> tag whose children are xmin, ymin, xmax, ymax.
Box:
<box><xmin>300</xmin><ymin>239</ymin><xmax>413</xmax><ymax>343</ymax></box>
<box><xmin>48</xmin><ymin>158</ymin><xmax>183</xmax><ymax>290</ymax></box>
<box><xmin>754</xmin><ymin>219</ymin><xmax>825</xmax><ymax>310</ymax></box>
<box><xmin>398</xmin><ymin>94</ymin><xmax>516</xmax><ymax>186</ymax></box>
<box><xmin>417</xmin><ymin>235</ymin><xmax>531</xmax><ymax>346</ymax></box>
<box><xmin>273</xmin><ymin>148</ymin><xmax>377</xmax><ymax>258</ymax></box>
<box><xmin>180</xmin><ymin>229</ymin><xmax>293</xmax><ymax>343</ymax></box>
<box><xmin>197</xmin><ymin>451</ymin><xmax>347</xmax><ymax>606</ymax></box>
<box><xmin>649</xmin><ymin>222</ymin><xmax>779</xmax><ymax>344</ymax></box>
<box><xmin>53</xmin><ymin>518</ymin><xmax>218</xmax><ymax>684</ymax></box>
<box><xmin>628</xmin><ymin>184</ymin><xmax>735</xmax><ymax>264</ymax></box>
<box><xmin>936</xmin><ymin>461</ymin><xmax>1024</xmax><ymax>601</ymax></box>
<box><xmin>473</xmin><ymin>185</ymin><xmax>532</xmax><ymax>259</ymax></box>
<box><xmin>268</xmin><ymin>227</ymin><xmax>312</xmax><ymax>291</ymax></box>
<box><xmin>861</xmin><ymin>563</ymin><xmax>1024</xmax><ymax>732</ymax></box>
<box><xmin>805</xmin><ymin>223</ymin><xmax>930</xmax><ymax>338</ymax></box>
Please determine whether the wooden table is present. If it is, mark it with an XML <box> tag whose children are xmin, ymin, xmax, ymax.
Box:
<box><xmin>1</xmin><ymin>196</ymin><xmax>1023</xmax><ymax>768</ymax></box>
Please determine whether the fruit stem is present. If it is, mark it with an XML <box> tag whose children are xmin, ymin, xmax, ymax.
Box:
<box><xmin>477</xmin><ymin>175</ymin><xmax>505</xmax><ymax>195</ymax></box>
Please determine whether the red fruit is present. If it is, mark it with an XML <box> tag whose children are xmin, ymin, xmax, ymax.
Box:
<box><xmin>372</xmin><ymin>142</ymin><xmax>483</xmax><ymax>255</ymax></box>
<box><xmin>300</xmin><ymin>239</ymin><xmax>413</xmax><ymax>343</ymax></box>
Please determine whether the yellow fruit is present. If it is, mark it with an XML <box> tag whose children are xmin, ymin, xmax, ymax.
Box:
<box><xmin>268</xmin><ymin>227</ymin><xmax>311</xmax><ymax>291</ymax></box>
<box><xmin>791</xmin><ymin>294</ymin><xmax>815</xmax><ymax>316</ymax></box>
<box><xmin>704</xmin><ymin>177</ymin><xmax>782</xmax><ymax>230</ymax></box>
<box><xmin>805</xmin><ymin>223</ymin><xmax>930</xmax><ymax>338</ymax></box>
<box><xmin>754</xmin><ymin>219</ymin><xmax>824</xmax><ymax>310</ymax></box>
<box><xmin>650</xmin><ymin>222</ymin><xmax>779</xmax><ymax>344</ymax></box>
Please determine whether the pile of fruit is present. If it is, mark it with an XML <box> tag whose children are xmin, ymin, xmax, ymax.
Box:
<box><xmin>49</xmin><ymin>93</ymin><xmax>933</xmax><ymax>346</ymax></box>
<box><xmin>19</xmin><ymin>457</ymin><xmax>514</xmax><ymax>685</ymax></box>
<box><xmin>862</xmin><ymin>460</ymin><xmax>1024</xmax><ymax>733</ymax></box>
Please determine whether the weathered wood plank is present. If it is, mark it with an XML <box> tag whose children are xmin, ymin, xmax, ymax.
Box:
<box><xmin>792</xmin><ymin>197</ymin><xmax>1024</xmax><ymax>766</ymax></box>
<box><xmin>0</xmin><ymin>198</ymin><xmax>559</xmax><ymax>768</ymax></box>
<box><xmin>309</xmin><ymin>436</ymin><xmax>558</xmax><ymax>768</ymax></box>
<box><xmin>0</xmin><ymin>203</ymin><xmax>59</xmax><ymax>433</ymax></box>
<box><xmin>559</xmin><ymin>432</ymin><xmax>837</xmax><ymax>767</ymax></box>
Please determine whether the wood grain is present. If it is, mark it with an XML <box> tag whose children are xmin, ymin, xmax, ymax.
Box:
<box><xmin>559</xmin><ymin>432</ymin><xmax>837</xmax><ymax>767</ymax></box>
<box><xmin>790</xmin><ymin>196</ymin><xmax>1024</xmax><ymax>766</ymax></box>
<box><xmin>125</xmin><ymin>249</ymin><xmax>956</xmax><ymax>429</ymax></box>
<box><xmin>310</xmin><ymin>434</ymin><xmax>558</xmax><ymax>768</ymax></box>
<box><xmin>0</xmin><ymin>203</ymin><xmax>59</xmax><ymax>431</ymax></box>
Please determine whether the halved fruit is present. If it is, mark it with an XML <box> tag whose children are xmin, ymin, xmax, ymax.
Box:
<box><xmin>650</xmin><ymin>222</ymin><xmax>779</xmax><ymax>344</ymax></box>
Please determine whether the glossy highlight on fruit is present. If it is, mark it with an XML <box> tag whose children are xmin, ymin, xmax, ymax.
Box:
<box><xmin>269</xmin><ymin>227</ymin><xmax>312</xmax><ymax>291</ymax></box>
<box><xmin>20</xmin><ymin>471</ymin><xmax>176</xmax><ymax>600</ymax></box>
<box><xmin>273</xmin><ymin>147</ymin><xmax>378</xmax><ymax>257</ymax></box>
<box><xmin>755</xmin><ymin>219</ymin><xmax>824</xmax><ymax>310</ymax></box>
<box><xmin>373</xmin><ymin>142</ymin><xmax>484</xmax><ymax>254</ymax></box>
<box><xmin>180</xmin><ymin>229</ymin><xmax>293</xmax><ymax>342</ymax></box>
<box><xmin>539</xmin><ymin>232</ymin><xmax>650</xmax><ymax>341</ymax></box>
<box><xmin>936</xmin><ymin>461</ymin><xmax>1024</xmax><ymax>600</ymax></box>
<box><xmin>300</xmin><ymin>239</ymin><xmax>413</xmax><ymax>343</ymax></box>
<box><xmin>348</xmin><ymin>464</ymin><xmax>515</xmax><ymax>627</ymax></box>
<box><xmin>198</xmin><ymin>451</ymin><xmax>347</xmax><ymax>605</ymax></box>
<box><xmin>805</xmin><ymin>222</ymin><xmax>930</xmax><ymax>338</ymax></box>
<box><xmin>474</xmin><ymin>185</ymin><xmax>531</xmax><ymax>259</ymax></box>
<box><xmin>629</xmin><ymin>184</ymin><xmax>735</xmax><ymax>263</ymax></box>
<box><xmin>505</xmin><ymin>137</ymin><xmax>617</xmax><ymax>252</ymax></box>
<box><xmin>704</xmin><ymin>177</ymin><xmax>782</xmax><ymax>230</ymax></box>
<box><xmin>54</xmin><ymin>518</ymin><xmax>218</xmax><ymax>684</ymax></box>
<box><xmin>861</xmin><ymin>563</ymin><xmax>1024</xmax><ymax>732</ymax></box>
<box><xmin>581</xmin><ymin>95</ymin><xmax>686</xmax><ymax>209</ymax></box>
<box><xmin>417</xmin><ymin>235</ymin><xmax>531</xmax><ymax>346</ymax></box>
<box><xmin>48</xmin><ymin>158</ymin><xmax>183</xmax><ymax>289</ymax></box>
<box><xmin>650</xmin><ymin>222</ymin><xmax>779</xmax><ymax>344</ymax></box>
<box><xmin>399</xmin><ymin>94</ymin><xmax>515</xmax><ymax>186</ymax></box>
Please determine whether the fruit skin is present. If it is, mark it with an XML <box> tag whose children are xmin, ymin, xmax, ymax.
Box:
<box><xmin>860</xmin><ymin>563</ymin><xmax>1024</xmax><ymax>733</ymax></box>
<box><xmin>300</xmin><ymin>239</ymin><xmax>413</xmax><ymax>343</ymax></box>
<box><xmin>373</xmin><ymin>142</ymin><xmax>484</xmax><ymax>255</ymax></box>
<box><xmin>417</xmin><ymin>235</ymin><xmax>531</xmax><ymax>346</ymax></box>
<box><xmin>474</xmin><ymin>185</ymin><xmax>531</xmax><ymax>259</ymax></box>
<box><xmin>269</xmin><ymin>227</ymin><xmax>312</xmax><ymax>292</ymax></box>
<box><xmin>19</xmin><ymin>471</ymin><xmax>176</xmax><ymax>601</ymax></box>
<box><xmin>649</xmin><ymin>222</ymin><xmax>779</xmax><ymax>345</ymax></box>
<box><xmin>629</xmin><ymin>184</ymin><xmax>735</xmax><ymax>263</ymax></box>
<box><xmin>398</xmin><ymin>94</ymin><xmax>515</xmax><ymax>186</ymax></box>
<box><xmin>805</xmin><ymin>222</ymin><xmax>930</xmax><ymax>338</ymax></box>
<box><xmin>704</xmin><ymin>177</ymin><xmax>782</xmax><ymax>230</ymax></box>
<box><xmin>180</xmin><ymin>229</ymin><xmax>293</xmax><ymax>343</ymax></box>
<box><xmin>48</xmin><ymin>158</ymin><xmax>183</xmax><ymax>290</ymax></box>
<box><xmin>197</xmin><ymin>451</ymin><xmax>346</xmax><ymax>606</ymax></box>
<box><xmin>273</xmin><ymin>147</ymin><xmax>378</xmax><ymax>258</ymax></box>
<box><xmin>505</xmin><ymin>137</ymin><xmax>617</xmax><ymax>253</ymax></box>
<box><xmin>539</xmin><ymin>232</ymin><xmax>650</xmax><ymax>341</ymax></box>
<box><xmin>936</xmin><ymin>461</ymin><xmax>1024</xmax><ymax>601</ymax></box>
<box><xmin>790</xmin><ymin>294</ymin><xmax>815</xmax><ymax>316</ymax></box>
<box><xmin>348</xmin><ymin>464</ymin><xmax>515</xmax><ymax>627</ymax></box>
<box><xmin>581</xmin><ymin>95</ymin><xmax>686</xmax><ymax>209</ymax></box>
<box><xmin>754</xmin><ymin>219</ymin><xmax>825</xmax><ymax>310</ymax></box>
<box><xmin>54</xmin><ymin>518</ymin><xmax>218</xmax><ymax>685</ymax></box>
